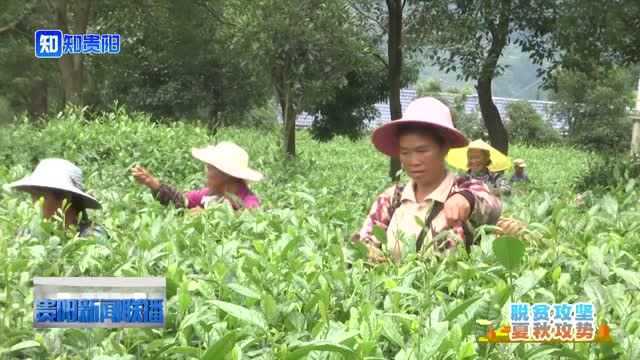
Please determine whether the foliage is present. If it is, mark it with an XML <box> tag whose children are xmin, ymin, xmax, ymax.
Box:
<box><xmin>423</xmin><ymin>0</ymin><xmax>556</xmax><ymax>82</ymax></box>
<box><xmin>416</xmin><ymin>80</ymin><xmax>487</xmax><ymax>140</ymax></box>
<box><xmin>415</xmin><ymin>79</ymin><xmax>443</xmax><ymax>95</ymax></box>
<box><xmin>308</xmin><ymin>59</ymin><xmax>418</xmax><ymax>142</ymax></box>
<box><xmin>0</xmin><ymin>1</ymin><xmax>63</xmax><ymax>116</ymax></box>
<box><xmin>551</xmin><ymin>67</ymin><xmax>635</xmax><ymax>152</ymax></box>
<box><xmin>420</xmin><ymin>0</ymin><xmax>559</xmax><ymax>154</ymax></box>
<box><xmin>549</xmin><ymin>0</ymin><xmax>640</xmax><ymax>75</ymax></box>
<box><xmin>455</xmin><ymin>112</ymin><xmax>488</xmax><ymax>141</ymax></box>
<box><xmin>235</xmin><ymin>0</ymin><xmax>375</xmax><ymax>156</ymax></box>
<box><xmin>308</xmin><ymin>68</ymin><xmax>386</xmax><ymax>142</ymax></box>
<box><xmin>575</xmin><ymin>155</ymin><xmax>640</xmax><ymax>194</ymax></box>
<box><xmin>2</xmin><ymin>109</ymin><xmax>640</xmax><ymax>358</ymax></box>
<box><xmin>88</xmin><ymin>0</ymin><xmax>271</xmax><ymax>122</ymax></box>
<box><xmin>506</xmin><ymin>101</ymin><xmax>561</xmax><ymax>145</ymax></box>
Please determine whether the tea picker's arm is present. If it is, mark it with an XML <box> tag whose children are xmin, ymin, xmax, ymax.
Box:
<box><xmin>454</xmin><ymin>177</ymin><xmax>502</xmax><ymax>226</ymax></box>
<box><xmin>151</xmin><ymin>184</ymin><xmax>189</xmax><ymax>208</ymax></box>
<box><xmin>352</xmin><ymin>187</ymin><xmax>395</xmax><ymax>249</ymax></box>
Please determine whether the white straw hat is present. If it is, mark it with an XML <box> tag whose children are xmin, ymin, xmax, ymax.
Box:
<box><xmin>4</xmin><ymin>158</ymin><xmax>101</xmax><ymax>209</ymax></box>
<box><xmin>191</xmin><ymin>142</ymin><xmax>264</xmax><ymax>182</ymax></box>
<box><xmin>513</xmin><ymin>159</ymin><xmax>527</xmax><ymax>168</ymax></box>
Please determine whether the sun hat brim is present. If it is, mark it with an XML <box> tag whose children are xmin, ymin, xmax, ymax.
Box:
<box><xmin>371</xmin><ymin>119</ymin><xmax>469</xmax><ymax>157</ymax></box>
<box><xmin>446</xmin><ymin>139</ymin><xmax>512</xmax><ymax>172</ymax></box>
<box><xmin>513</xmin><ymin>159</ymin><xmax>527</xmax><ymax>168</ymax></box>
<box><xmin>5</xmin><ymin>176</ymin><xmax>101</xmax><ymax>209</ymax></box>
<box><xmin>191</xmin><ymin>148</ymin><xmax>264</xmax><ymax>182</ymax></box>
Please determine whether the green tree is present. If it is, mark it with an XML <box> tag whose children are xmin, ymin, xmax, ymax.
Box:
<box><xmin>0</xmin><ymin>1</ymin><xmax>62</xmax><ymax>118</ymax></box>
<box><xmin>89</xmin><ymin>0</ymin><xmax>270</xmax><ymax>130</ymax></box>
<box><xmin>237</xmin><ymin>0</ymin><xmax>373</xmax><ymax>157</ymax></box>
<box><xmin>420</xmin><ymin>0</ymin><xmax>557</xmax><ymax>155</ymax></box>
<box><xmin>54</xmin><ymin>0</ymin><xmax>95</xmax><ymax>106</ymax></box>
<box><xmin>506</xmin><ymin>101</ymin><xmax>560</xmax><ymax>145</ymax></box>
<box><xmin>351</xmin><ymin>0</ymin><xmax>425</xmax><ymax>179</ymax></box>
<box><xmin>416</xmin><ymin>79</ymin><xmax>487</xmax><ymax>139</ymax></box>
<box><xmin>549</xmin><ymin>0</ymin><xmax>640</xmax><ymax>75</ymax></box>
<box><xmin>308</xmin><ymin>65</ymin><xmax>387</xmax><ymax>142</ymax></box>
<box><xmin>551</xmin><ymin>67</ymin><xmax>635</xmax><ymax>152</ymax></box>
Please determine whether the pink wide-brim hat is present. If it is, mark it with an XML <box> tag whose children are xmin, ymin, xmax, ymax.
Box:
<box><xmin>371</xmin><ymin>97</ymin><xmax>469</xmax><ymax>157</ymax></box>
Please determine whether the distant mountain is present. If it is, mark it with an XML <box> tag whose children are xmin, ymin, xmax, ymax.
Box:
<box><xmin>419</xmin><ymin>44</ymin><xmax>550</xmax><ymax>100</ymax></box>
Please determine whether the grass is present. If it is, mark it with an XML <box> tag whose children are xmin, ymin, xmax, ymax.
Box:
<box><xmin>0</xmin><ymin>109</ymin><xmax>637</xmax><ymax>359</ymax></box>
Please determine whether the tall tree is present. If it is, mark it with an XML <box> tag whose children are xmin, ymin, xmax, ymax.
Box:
<box><xmin>1</xmin><ymin>0</ymin><xmax>98</xmax><ymax>112</ymax></box>
<box><xmin>549</xmin><ymin>0</ymin><xmax>640</xmax><ymax>73</ymax></box>
<box><xmin>387</xmin><ymin>0</ymin><xmax>404</xmax><ymax>179</ymax></box>
<box><xmin>0</xmin><ymin>1</ymin><xmax>59</xmax><ymax>118</ymax></box>
<box><xmin>53</xmin><ymin>0</ymin><xmax>95</xmax><ymax>106</ymax></box>
<box><xmin>88</xmin><ymin>0</ymin><xmax>270</xmax><ymax>129</ymax></box>
<box><xmin>351</xmin><ymin>0</ymin><xmax>421</xmax><ymax>179</ymax></box>
<box><xmin>421</xmin><ymin>0</ymin><xmax>556</xmax><ymax>154</ymax></box>
<box><xmin>237</xmin><ymin>0</ymin><xmax>368</xmax><ymax>157</ymax></box>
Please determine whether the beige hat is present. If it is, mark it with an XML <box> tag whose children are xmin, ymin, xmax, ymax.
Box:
<box><xmin>4</xmin><ymin>158</ymin><xmax>101</xmax><ymax>209</ymax></box>
<box><xmin>191</xmin><ymin>142</ymin><xmax>263</xmax><ymax>182</ymax></box>
<box><xmin>513</xmin><ymin>159</ymin><xmax>527</xmax><ymax>168</ymax></box>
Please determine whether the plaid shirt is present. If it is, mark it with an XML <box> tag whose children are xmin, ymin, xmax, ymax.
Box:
<box><xmin>355</xmin><ymin>172</ymin><xmax>501</xmax><ymax>259</ymax></box>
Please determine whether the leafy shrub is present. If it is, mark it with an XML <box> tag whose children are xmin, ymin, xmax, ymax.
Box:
<box><xmin>309</xmin><ymin>67</ymin><xmax>388</xmax><ymax>142</ymax></box>
<box><xmin>574</xmin><ymin>154</ymin><xmax>640</xmax><ymax>193</ymax></box>
<box><xmin>231</xmin><ymin>100</ymin><xmax>280</xmax><ymax>130</ymax></box>
<box><xmin>506</xmin><ymin>101</ymin><xmax>561</xmax><ymax>145</ymax></box>
<box><xmin>551</xmin><ymin>67</ymin><xmax>635</xmax><ymax>152</ymax></box>
<box><xmin>454</xmin><ymin>111</ymin><xmax>487</xmax><ymax>140</ymax></box>
<box><xmin>1</xmin><ymin>108</ymin><xmax>637</xmax><ymax>359</ymax></box>
<box><xmin>417</xmin><ymin>80</ymin><xmax>488</xmax><ymax>140</ymax></box>
<box><xmin>415</xmin><ymin>79</ymin><xmax>443</xmax><ymax>95</ymax></box>
<box><xmin>0</xmin><ymin>96</ymin><xmax>14</xmax><ymax>124</ymax></box>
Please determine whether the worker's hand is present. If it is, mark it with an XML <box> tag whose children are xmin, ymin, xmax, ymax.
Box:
<box><xmin>442</xmin><ymin>193</ymin><xmax>472</xmax><ymax>229</ymax></box>
<box><xmin>131</xmin><ymin>165</ymin><xmax>161</xmax><ymax>191</ymax></box>
<box><xmin>188</xmin><ymin>207</ymin><xmax>205</xmax><ymax>216</ymax></box>
<box><xmin>496</xmin><ymin>217</ymin><xmax>526</xmax><ymax>236</ymax></box>
<box><xmin>367</xmin><ymin>245</ymin><xmax>387</xmax><ymax>264</ymax></box>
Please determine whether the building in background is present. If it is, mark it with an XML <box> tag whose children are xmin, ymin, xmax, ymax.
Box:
<box><xmin>293</xmin><ymin>88</ymin><xmax>568</xmax><ymax>132</ymax></box>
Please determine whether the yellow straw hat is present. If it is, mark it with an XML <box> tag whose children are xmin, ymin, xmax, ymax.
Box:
<box><xmin>445</xmin><ymin>139</ymin><xmax>511</xmax><ymax>172</ymax></box>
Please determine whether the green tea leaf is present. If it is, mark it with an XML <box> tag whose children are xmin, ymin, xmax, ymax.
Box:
<box><xmin>381</xmin><ymin>316</ymin><xmax>404</xmax><ymax>347</ymax></box>
<box><xmin>211</xmin><ymin>300</ymin><xmax>268</xmax><ymax>331</ymax></box>
<box><xmin>227</xmin><ymin>283</ymin><xmax>261</xmax><ymax>300</ymax></box>
<box><xmin>286</xmin><ymin>341</ymin><xmax>354</xmax><ymax>360</ymax></box>
<box><xmin>202</xmin><ymin>331</ymin><xmax>240</xmax><ymax>360</ymax></box>
<box><xmin>492</xmin><ymin>236</ymin><xmax>525</xmax><ymax>271</ymax></box>
<box><xmin>614</xmin><ymin>268</ymin><xmax>640</xmax><ymax>290</ymax></box>
<box><xmin>444</xmin><ymin>295</ymin><xmax>481</xmax><ymax>322</ymax></box>
<box><xmin>514</xmin><ymin>269</ymin><xmax>547</xmax><ymax>298</ymax></box>
<box><xmin>5</xmin><ymin>340</ymin><xmax>41</xmax><ymax>353</ymax></box>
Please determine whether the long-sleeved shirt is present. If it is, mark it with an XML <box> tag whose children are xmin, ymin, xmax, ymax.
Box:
<box><xmin>354</xmin><ymin>171</ymin><xmax>501</xmax><ymax>261</ymax></box>
<box><xmin>468</xmin><ymin>169</ymin><xmax>511</xmax><ymax>196</ymax></box>
<box><xmin>510</xmin><ymin>173</ymin><xmax>530</xmax><ymax>183</ymax></box>
<box><xmin>152</xmin><ymin>181</ymin><xmax>260</xmax><ymax>210</ymax></box>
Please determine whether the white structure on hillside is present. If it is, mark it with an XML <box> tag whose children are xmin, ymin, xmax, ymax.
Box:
<box><xmin>293</xmin><ymin>88</ymin><xmax>568</xmax><ymax>131</ymax></box>
<box><xmin>631</xmin><ymin>79</ymin><xmax>640</xmax><ymax>155</ymax></box>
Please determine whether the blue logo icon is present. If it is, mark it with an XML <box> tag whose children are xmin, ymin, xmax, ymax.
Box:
<box><xmin>35</xmin><ymin>30</ymin><xmax>121</xmax><ymax>58</ymax></box>
<box><xmin>35</xmin><ymin>30</ymin><xmax>63</xmax><ymax>58</ymax></box>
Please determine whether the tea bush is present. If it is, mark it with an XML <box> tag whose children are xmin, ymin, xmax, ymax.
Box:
<box><xmin>0</xmin><ymin>109</ymin><xmax>638</xmax><ymax>359</ymax></box>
